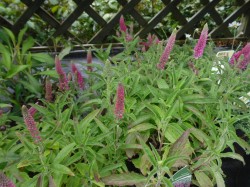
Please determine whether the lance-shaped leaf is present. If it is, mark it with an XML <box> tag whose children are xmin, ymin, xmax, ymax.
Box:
<box><xmin>168</xmin><ymin>129</ymin><xmax>193</xmax><ymax>167</ymax></box>
<box><xmin>102</xmin><ymin>173</ymin><xmax>147</xmax><ymax>186</ymax></box>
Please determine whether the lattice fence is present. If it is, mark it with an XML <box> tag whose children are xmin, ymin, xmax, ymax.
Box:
<box><xmin>0</xmin><ymin>0</ymin><xmax>250</xmax><ymax>45</ymax></box>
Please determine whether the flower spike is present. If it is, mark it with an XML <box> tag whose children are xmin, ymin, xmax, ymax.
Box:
<box><xmin>119</xmin><ymin>15</ymin><xmax>127</xmax><ymax>33</ymax></box>
<box><xmin>114</xmin><ymin>83</ymin><xmax>125</xmax><ymax>119</ymax></box>
<box><xmin>0</xmin><ymin>172</ymin><xmax>16</xmax><ymax>187</ymax></box>
<box><xmin>230</xmin><ymin>43</ymin><xmax>250</xmax><ymax>70</ymax></box>
<box><xmin>194</xmin><ymin>24</ymin><xmax>208</xmax><ymax>59</ymax></box>
<box><xmin>55</xmin><ymin>56</ymin><xmax>69</xmax><ymax>91</ymax></box>
<box><xmin>157</xmin><ymin>29</ymin><xmax>177</xmax><ymax>70</ymax></box>
<box><xmin>71</xmin><ymin>63</ymin><xmax>84</xmax><ymax>90</ymax></box>
<box><xmin>22</xmin><ymin>105</ymin><xmax>42</xmax><ymax>144</ymax></box>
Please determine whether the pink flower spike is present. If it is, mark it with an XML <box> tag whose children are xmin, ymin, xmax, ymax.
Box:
<box><xmin>55</xmin><ymin>56</ymin><xmax>69</xmax><ymax>91</ymax></box>
<box><xmin>194</xmin><ymin>24</ymin><xmax>208</xmax><ymax>59</ymax></box>
<box><xmin>114</xmin><ymin>84</ymin><xmax>125</xmax><ymax>119</ymax></box>
<box><xmin>0</xmin><ymin>172</ymin><xmax>16</xmax><ymax>187</ymax></box>
<box><xmin>71</xmin><ymin>63</ymin><xmax>84</xmax><ymax>90</ymax></box>
<box><xmin>119</xmin><ymin>15</ymin><xmax>127</xmax><ymax>33</ymax></box>
<box><xmin>87</xmin><ymin>48</ymin><xmax>93</xmax><ymax>72</ymax></box>
<box><xmin>28</xmin><ymin>102</ymin><xmax>39</xmax><ymax>116</ymax></box>
<box><xmin>157</xmin><ymin>29</ymin><xmax>177</xmax><ymax>70</ymax></box>
<box><xmin>22</xmin><ymin>105</ymin><xmax>42</xmax><ymax>144</ymax></box>
<box><xmin>230</xmin><ymin>43</ymin><xmax>250</xmax><ymax>69</ymax></box>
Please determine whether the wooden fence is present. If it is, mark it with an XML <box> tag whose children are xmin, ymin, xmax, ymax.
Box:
<box><xmin>0</xmin><ymin>0</ymin><xmax>250</xmax><ymax>45</ymax></box>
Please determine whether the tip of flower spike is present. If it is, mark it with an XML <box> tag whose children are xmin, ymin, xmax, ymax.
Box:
<box><xmin>172</xmin><ymin>28</ymin><xmax>177</xmax><ymax>34</ymax></box>
<box><xmin>21</xmin><ymin>105</ymin><xmax>29</xmax><ymax>116</ymax></box>
<box><xmin>21</xmin><ymin>105</ymin><xmax>28</xmax><ymax>111</ymax></box>
<box><xmin>119</xmin><ymin>15</ymin><xmax>127</xmax><ymax>33</ymax></box>
<box><xmin>203</xmin><ymin>23</ymin><xmax>208</xmax><ymax>30</ymax></box>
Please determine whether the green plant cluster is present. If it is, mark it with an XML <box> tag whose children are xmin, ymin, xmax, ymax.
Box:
<box><xmin>1</xmin><ymin>25</ymin><xmax>250</xmax><ymax>187</ymax></box>
<box><xmin>0</xmin><ymin>0</ymin><xmax>239</xmax><ymax>44</ymax></box>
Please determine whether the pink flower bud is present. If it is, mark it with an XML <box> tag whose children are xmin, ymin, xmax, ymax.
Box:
<box><xmin>157</xmin><ymin>29</ymin><xmax>176</xmax><ymax>70</ymax></box>
<box><xmin>22</xmin><ymin>105</ymin><xmax>42</xmax><ymax>144</ymax></box>
<box><xmin>0</xmin><ymin>172</ymin><xmax>16</xmax><ymax>187</ymax></box>
<box><xmin>119</xmin><ymin>15</ymin><xmax>127</xmax><ymax>33</ymax></box>
<box><xmin>194</xmin><ymin>24</ymin><xmax>208</xmax><ymax>59</ymax></box>
<box><xmin>114</xmin><ymin>84</ymin><xmax>125</xmax><ymax>119</ymax></box>
<box><xmin>71</xmin><ymin>63</ymin><xmax>84</xmax><ymax>90</ymax></box>
<box><xmin>55</xmin><ymin>56</ymin><xmax>69</xmax><ymax>91</ymax></box>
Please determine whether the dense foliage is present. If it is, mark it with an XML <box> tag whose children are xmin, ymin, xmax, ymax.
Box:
<box><xmin>1</xmin><ymin>18</ymin><xmax>250</xmax><ymax>186</ymax></box>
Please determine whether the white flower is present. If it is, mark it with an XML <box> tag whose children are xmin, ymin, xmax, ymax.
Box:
<box><xmin>228</xmin><ymin>21</ymin><xmax>241</xmax><ymax>28</ymax></box>
<box><xmin>185</xmin><ymin>33</ymin><xmax>192</xmax><ymax>39</ymax></box>
<box><xmin>218</xmin><ymin>6</ymin><xmax>225</xmax><ymax>11</ymax></box>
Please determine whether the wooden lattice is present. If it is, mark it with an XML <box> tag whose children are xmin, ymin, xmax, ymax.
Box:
<box><xmin>0</xmin><ymin>0</ymin><xmax>249</xmax><ymax>45</ymax></box>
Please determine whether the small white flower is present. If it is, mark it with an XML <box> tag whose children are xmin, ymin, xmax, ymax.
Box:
<box><xmin>228</xmin><ymin>21</ymin><xmax>241</xmax><ymax>28</ymax></box>
<box><xmin>185</xmin><ymin>33</ymin><xmax>192</xmax><ymax>39</ymax></box>
<box><xmin>217</xmin><ymin>6</ymin><xmax>225</xmax><ymax>11</ymax></box>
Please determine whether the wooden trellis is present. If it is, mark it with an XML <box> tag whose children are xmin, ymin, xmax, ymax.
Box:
<box><xmin>0</xmin><ymin>0</ymin><xmax>249</xmax><ymax>45</ymax></box>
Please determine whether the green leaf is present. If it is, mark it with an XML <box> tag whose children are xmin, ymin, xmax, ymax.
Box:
<box><xmin>94</xmin><ymin>118</ymin><xmax>109</xmax><ymax>134</ymax></box>
<box><xmin>58</xmin><ymin>46</ymin><xmax>71</xmax><ymax>60</ymax></box>
<box><xmin>63</xmin><ymin>152</ymin><xmax>83</xmax><ymax>166</ymax></box>
<box><xmin>128</xmin><ymin>123</ymin><xmax>156</xmax><ymax>133</ymax></box>
<box><xmin>17</xmin><ymin>27</ymin><xmax>28</xmax><ymax>46</ymax></box>
<box><xmin>17</xmin><ymin>159</ymin><xmax>38</xmax><ymax>168</ymax></box>
<box><xmin>0</xmin><ymin>43</ymin><xmax>11</xmax><ymax>70</ymax></box>
<box><xmin>35</xmin><ymin>70</ymin><xmax>59</xmax><ymax>78</ymax></box>
<box><xmin>15</xmin><ymin>132</ymin><xmax>35</xmax><ymax>153</ymax></box>
<box><xmin>6</xmin><ymin>65</ymin><xmax>30</xmax><ymax>78</ymax></box>
<box><xmin>51</xmin><ymin>163</ymin><xmax>75</xmax><ymax>176</ymax></box>
<box><xmin>32</xmin><ymin>53</ymin><xmax>54</xmax><ymax>65</ymax></box>
<box><xmin>100</xmin><ymin>163</ymin><xmax>123</xmax><ymax>176</ymax></box>
<box><xmin>194</xmin><ymin>171</ymin><xmax>213</xmax><ymax>187</ymax></box>
<box><xmin>157</xmin><ymin>78</ymin><xmax>169</xmax><ymax>89</ymax></box>
<box><xmin>212</xmin><ymin>169</ymin><xmax>225</xmax><ymax>187</ymax></box>
<box><xmin>54</xmin><ymin>143</ymin><xmax>76</xmax><ymax>164</ymax></box>
<box><xmin>0</xmin><ymin>104</ymin><xmax>12</xmax><ymax>108</ymax></box>
<box><xmin>79</xmin><ymin>109</ymin><xmax>100</xmax><ymax>131</ymax></box>
<box><xmin>137</xmin><ymin>135</ymin><xmax>157</xmax><ymax>167</ymax></box>
<box><xmin>76</xmin><ymin>163</ymin><xmax>89</xmax><ymax>176</ymax></box>
<box><xmin>220</xmin><ymin>152</ymin><xmax>245</xmax><ymax>165</ymax></box>
<box><xmin>102</xmin><ymin>173</ymin><xmax>147</xmax><ymax>186</ymax></box>
<box><xmin>22</xmin><ymin>37</ymin><xmax>34</xmax><ymax>54</ymax></box>
<box><xmin>3</xmin><ymin>27</ymin><xmax>15</xmax><ymax>44</ymax></box>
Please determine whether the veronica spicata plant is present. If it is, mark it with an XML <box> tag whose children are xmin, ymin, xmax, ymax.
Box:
<box><xmin>1</xmin><ymin>19</ymin><xmax>250</xmax><ymax>187</ymax></box>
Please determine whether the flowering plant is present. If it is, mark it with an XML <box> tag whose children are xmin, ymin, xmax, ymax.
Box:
<box><xmin>1</xmin><ymin>18</ymin><xmax>250</xmax><ymax>187</ymax></box>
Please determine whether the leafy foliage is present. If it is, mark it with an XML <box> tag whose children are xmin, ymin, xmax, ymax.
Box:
<box><xmin>1</xmin><ymin>22</ymin><xmax>250</xmax><ymax>187</ymax></box>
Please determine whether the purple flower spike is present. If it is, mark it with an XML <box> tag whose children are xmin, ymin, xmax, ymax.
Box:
<box><xmin>22</xmin><ymin>105</ymin><xmax>42</xmax><ymax>144</ymax></box>
<box><xmin>71</xmin><ymin>63</ymin><xmax>84</xmax><ymax>90</ymax></box>
<box><xmin>194</xmin><ymin>24</ymin><xmax>208</xmax><ymax>59</ymax></box>
<box><xmin>230</xmin><ymin>43</ymin><xmax>250</xmax><ymax>70</ymax></box>
<box><xmin>119</xmin><ymin>15</ymin><xmax>127</xmax><ymax>33</ymax></box>
<box><xmin>28</xmin><ymin>102</ymin><xmax>39</xmax><ymax>116</ymax></box>
<box><xmin>157</xmin><ymin>29</ymin><xmax>177</xmax><ymax>70</ymax></box>
<box><xmin>0</xmin><ymin>172</ymin><xmax>16</xmax><ymax>187</ymax></box>
<box><xmin>55</xmin><ymin>56</ymin><xmax>69</xmax><ymax>91</ymax></box>
<box><xmin>115</xmin><ymin>83</ymin><xmax>125</xmax><ymax>119</ymax></box>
